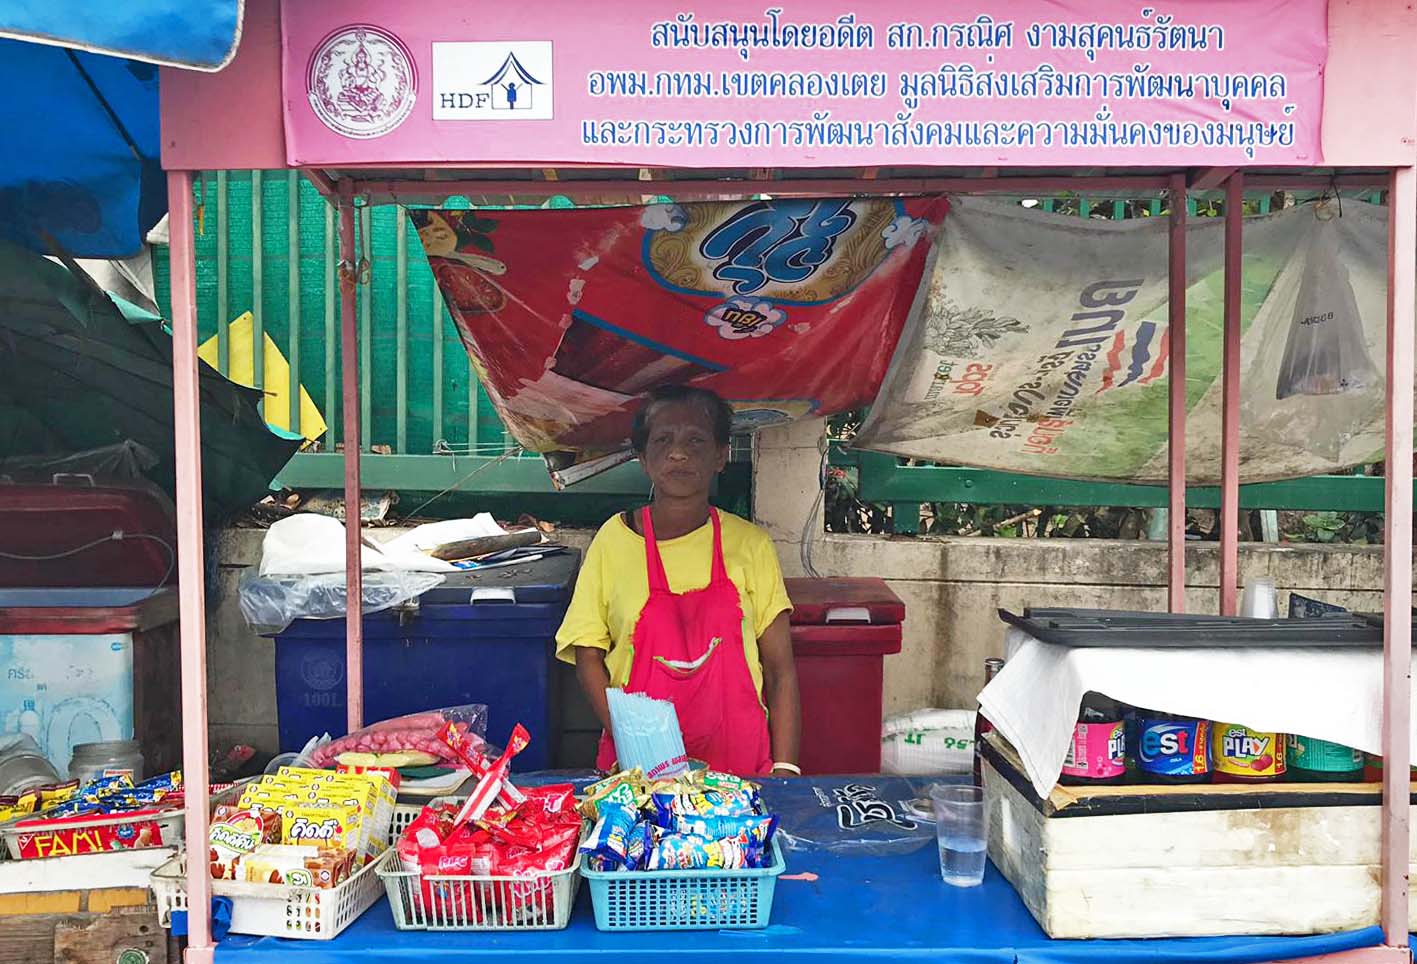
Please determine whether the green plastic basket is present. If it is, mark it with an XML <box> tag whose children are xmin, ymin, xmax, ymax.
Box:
<box><xmin>581</xmin><ymin>839</ymin><xmax>785</xmax><ymax>932</ymax></box>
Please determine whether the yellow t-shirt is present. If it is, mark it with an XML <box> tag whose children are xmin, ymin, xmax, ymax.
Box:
<box><xmin>555</xmin><ymin>510</ymin><xmax>792</xmax><ymax>698</ymax></box>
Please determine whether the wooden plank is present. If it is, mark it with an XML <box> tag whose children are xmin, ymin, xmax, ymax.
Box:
<box><xmin>84</xmin><ymin>888</ymin><xmax>152</xmax><ymax>914</ymax></box>
<box><xmin>54</xmin><ymin>908</ymin><xmax>167</xmax><ymax>964</ymax></box>
<box><xmin>0</xmin><ymin>892</ymin><xmax>79</xmax><ymax>916</ymax></box>
<box><xmin>0</xmin><ymin>914</ymin><xmax>59</xmax><ymax>964</ymax></box>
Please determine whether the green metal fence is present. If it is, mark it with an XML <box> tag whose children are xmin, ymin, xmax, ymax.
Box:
<box><xmin>150</xmin><ymin>172</ymin><xmax>755</xmax><ymax>522</ymax></box>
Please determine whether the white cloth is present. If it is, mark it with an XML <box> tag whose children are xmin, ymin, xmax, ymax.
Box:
<box><xmin>979</xmin><ymin>627</ymin><xmax>1413</xmax><ymax>799</ymax></box>
<box><xmin>259</xmin><ymin>514</ymin><xmax>459</xmax><ymax>576</ymax></box>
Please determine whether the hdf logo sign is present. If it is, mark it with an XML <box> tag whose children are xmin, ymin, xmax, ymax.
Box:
<box><xmin>433</xmin><ymin>42</ymin><xmax>554</xmax><ymax>120</ymax></box>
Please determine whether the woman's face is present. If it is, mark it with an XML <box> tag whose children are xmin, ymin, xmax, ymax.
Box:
<box><xmin>641</xmin><ymin>400</ymin><xmax>729</xmax><ymax>500</ymax></box>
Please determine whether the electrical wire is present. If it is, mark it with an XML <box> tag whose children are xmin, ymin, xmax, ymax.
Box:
<box><xmin>799</xmin><ymin>433</ymin><xmax>829</xmax><ymax>579</ymax></box>
<box><xmin>0</xmin><ymin>532</ymin><xmax>176</xmax><ymax>597</ymax></box>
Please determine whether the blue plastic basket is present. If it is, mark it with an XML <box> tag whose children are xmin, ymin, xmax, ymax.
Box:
<box><xmin>581</xmin><ymin>839</ymin><xmax>785</xmax><ymax>931</ymax></box>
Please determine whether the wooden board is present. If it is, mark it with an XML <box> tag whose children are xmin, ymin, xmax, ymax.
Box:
<box><xmin>54</xmin><ymin>909</ymin><xmax>166</xmax><ymax>964</ymax></box>
<box><xmin>983</xmin><ymin>755</ymin><xmax>1417</xmax><ymax>939</ymax></box>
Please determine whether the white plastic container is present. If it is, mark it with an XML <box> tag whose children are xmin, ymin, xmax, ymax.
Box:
<box><xmin>0</xmin><ymin>632</ymin><xmax>133</xmax><ymax>770</ymax></box>
<box><xmin>151</xmin><ymin>851</ymin><xmax>384</xmax><ymax>940</ymax></box>
<box><xmin>69</xmin><ymin>740</ymin><xmax>145</xmax><ymax>783</ymax></box>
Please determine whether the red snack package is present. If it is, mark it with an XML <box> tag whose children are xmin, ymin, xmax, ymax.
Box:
<box><xmin>522</xmin><ymin>784</ymin><xmax>576</xmax><ymax>816</ymax></box>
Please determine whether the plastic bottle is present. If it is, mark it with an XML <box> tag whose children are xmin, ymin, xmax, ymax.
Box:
<box><xmin>1362</xmin><ymin>752</ymin><xmax>1417</xmax><ymax>783</ymax></box>
<box><xmin>1286</xmin><ymin>735</ymin><xmax>1364</xmax><ymax>783</ymax></box>
<box><xmin>1211</xmin><ymin>723</ymin><xmax>1286</xmax><ymax>783</ymax></box>
<box><xmin>972</xmin><ymin>657</ymin><xmax>1005</xmax><ymax>785</ymax></box>
<box><xmin>1058</xmin><ymin>693</ymin><xmax>1127</xmax><ymax>787</ymax></box>
<box><xmin>1135</xmin><ymin>715</ymin><xmax>1211</xmax><ymax>784</ymax></box>
<box><xmin>17</xmin><ymin>700</ymin><xmax>40</xmax><ymax>744</ymax></box>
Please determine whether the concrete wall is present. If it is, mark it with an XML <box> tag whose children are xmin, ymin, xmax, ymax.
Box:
<box><xmin>750</xmin><ymin>418</ymin><xmax>1399</xmax><ymax>715</ymax></box>
<box><xmin>206</xmin><ymin>417</ymin><xmax>1398</xmax><ymax>755</ymax></box>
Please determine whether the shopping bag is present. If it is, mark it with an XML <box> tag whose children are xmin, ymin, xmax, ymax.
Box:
<box><xmin>1275</xmin><ymin>212</ymin><xmax>1379</xmax><ymax>399</ymax></box>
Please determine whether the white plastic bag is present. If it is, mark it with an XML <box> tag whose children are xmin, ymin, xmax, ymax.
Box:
<box><xmin>1275</xmin><ymin>211</ymin><xmax>1379</xmax><ymax>399</ymax></box>
<box><xmin>880</xmin><ymin>708</ymin><xmax>976</xmax><ymax>775</ymax></box>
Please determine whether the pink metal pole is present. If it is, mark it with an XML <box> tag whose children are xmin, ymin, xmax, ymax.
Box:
<box><xmin>1380</xmin><ymin>165</ymin><xmax>1414</xmax><ymax>949</ymax></box>
<box><xmin>1167</xmin><ymin>174</ymin><xmax>1188</xmax><ymax>614</ymax></box>
<box><xmin>167</xmin><ymin>171</ymin><xmax>214</xmax><ymax>964</ymax></box>
<box><xmin>1219</xmin><ymin>174</ymin><xmax>1244</xmax><ymax>616</ymax></box>
<box><xmin>338</xmin><ymin>181</ymin><xmax>365</xmax><ymax>733</ymax></box>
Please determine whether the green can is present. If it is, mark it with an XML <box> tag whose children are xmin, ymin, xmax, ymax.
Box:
<box><xmin>1287</xmin><ymin>735</ymin><xmax>1364</xmax><ymax>782</ymax></box>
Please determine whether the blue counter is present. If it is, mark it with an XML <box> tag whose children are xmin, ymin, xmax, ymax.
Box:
<box><xmin>213</xmin><ymin>776</ymin><xmax>1386</xmax><ymax>964</ymax></box>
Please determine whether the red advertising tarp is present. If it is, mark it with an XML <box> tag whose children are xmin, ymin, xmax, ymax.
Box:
<box><xmin>413</xmin><ymin>198</ymin><xmax>948</xmax><ymax>482</ymax></box>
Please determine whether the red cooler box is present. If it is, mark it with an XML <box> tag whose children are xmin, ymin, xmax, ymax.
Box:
<box><xmin>0</xmin><ymin>485</ymin><xmax>181</xmax><ymax>777</ymax></box>
<box><xmin>785</xmin><ymin>578</ymin><xmax>904</xmax><ymax>775</ymax></box>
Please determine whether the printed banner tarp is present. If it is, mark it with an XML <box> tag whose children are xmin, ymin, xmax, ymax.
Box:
<box><xmin>414</xmin><ymin>198</ymin><xmax>948</xmax><ymax>480</ymax></box>
<box><xmin>282</xmin><ymin>0</ymin><xmax>1326</xmax><ymax>168</ymax></box>
<box><xmin>855</xmin><ymin>198</ymin><xmax>1396</xmax><ymax>485</ymax></box>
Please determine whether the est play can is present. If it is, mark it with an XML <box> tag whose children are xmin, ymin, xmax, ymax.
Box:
<box><xmin>1211</xmin><ymin>723</ymin><xmax>1286</xmax><ymax>783</ymax></box>
<box><xmin>1286</xmin><ymin>735</ymin><xmax>1364</xmax><ymax>783</ymax></box>
<box><xmin>1136</xmin><ymin>717</ymin><xmax>1210</xmax><ymax>784</ymax></box>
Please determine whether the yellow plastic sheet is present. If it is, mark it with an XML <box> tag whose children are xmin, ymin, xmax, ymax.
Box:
<box><xmin>198</xmin><ymin>311</ymin><xmax>327</xmax><ymax>442</ymax></box>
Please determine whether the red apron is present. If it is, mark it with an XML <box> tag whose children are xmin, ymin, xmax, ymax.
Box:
<box><xmin>595</xmin><ymin>507</ymin><xmax>774</xmax><ymax>776</ymax></box>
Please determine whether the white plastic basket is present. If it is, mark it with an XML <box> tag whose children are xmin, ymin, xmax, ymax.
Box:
<box><xmin>150</xmin><ymin>851</ymin><xmax>384</xmax><ymax>940</ymax></box>
<box><xmin>375</xmin><ymin>846</ymin><xmax>582</xmax><ymax>931</ymax></box>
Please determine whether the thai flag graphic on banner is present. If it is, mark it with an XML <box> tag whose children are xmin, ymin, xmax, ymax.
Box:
<box><xmin>1098</xmin><ymin>321</ymin><xmax>1170</xmax><ymax>393</ymax></box>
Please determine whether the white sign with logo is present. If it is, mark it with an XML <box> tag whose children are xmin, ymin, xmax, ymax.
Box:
<box><xmin>432</xmin><ymin>42</ymin><xmax>554</xmax><ymax>121</ymax></box>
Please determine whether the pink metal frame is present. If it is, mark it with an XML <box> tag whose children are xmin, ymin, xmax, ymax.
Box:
<box><xmin>337</xmin><ymin>180</ymin><xmax>365</xmax><ymax>734</ymax></box>
<box><xmin>1167</xmin><ymin>174</ymin><xmax>1188</xmax><ymax>613</ymax></box>
<box><xmin>167</xmin><ymin>170</ymin><xmax>215</xmax><ymax>964</ymax></box>
<box><xmin>1220</xmin><ymin>174</ymin><xmax>1244</xmax><ymax>616</ymax></box>
<box><xmin>165</xmin><ymin>165</ymin><xmax>1416</xmax><ymax>962</ymax></box>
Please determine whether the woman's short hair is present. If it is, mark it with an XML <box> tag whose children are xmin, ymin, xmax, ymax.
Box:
<box><xmin>631</xmin><ymin>385</ymin><xmax>735</xmax><ymax>453</ymax></box>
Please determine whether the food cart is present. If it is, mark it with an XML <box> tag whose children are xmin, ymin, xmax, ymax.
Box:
<box><xmin>158</xmin><ymin>1</ymin><xmax>1417</xmax><ymax>961</ymax></box>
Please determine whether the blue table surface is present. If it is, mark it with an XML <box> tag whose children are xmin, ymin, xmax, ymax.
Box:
<box><xmin>213</xmin><ymin>776</ymin><xmax>1390</xmax><ymax>964</ymax></box>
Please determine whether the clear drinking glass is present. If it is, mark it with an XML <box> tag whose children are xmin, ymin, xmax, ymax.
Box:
<box><xmin>931</xmin><ymin>784</ymin><xmax>988</xmax><ymax>887</ymax></box>
<box><xmin>1241</xmin><ymin>578</ymin><xmax>1278</xmax><ymax>619</ymax></box>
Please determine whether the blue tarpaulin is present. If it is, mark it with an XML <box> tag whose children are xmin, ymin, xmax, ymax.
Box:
<box><xmin>0</xmin><ymin>2</ymin><xmax>243</xmax><ymax>258</ymax></box>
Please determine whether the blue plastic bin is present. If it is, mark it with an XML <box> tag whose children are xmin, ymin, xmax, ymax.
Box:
<box><xmin>272</xmin><ymin>550</ymin><xmax>579</xmax><ymax>771</ymax></box>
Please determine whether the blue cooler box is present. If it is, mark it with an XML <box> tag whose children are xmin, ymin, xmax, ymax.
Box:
<box><xmin>272</xmin><ymin>549</ymin><xmax>579</xmax><ymax>771</ymax></box>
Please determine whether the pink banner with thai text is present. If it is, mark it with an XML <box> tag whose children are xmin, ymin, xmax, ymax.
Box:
<box><xmin>281</xmin><ymin>0</ymin><xmax>1326</xmax><ymax>168</ymax></box>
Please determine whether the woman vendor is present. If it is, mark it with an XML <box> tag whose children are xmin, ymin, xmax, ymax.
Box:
<box><xmin>556</xmin><ymin>385</ymin><xmax>802</xmax><ymax>778</ymax></box>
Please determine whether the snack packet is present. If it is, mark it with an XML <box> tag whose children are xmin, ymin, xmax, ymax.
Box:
<box><xmin>644</xmin><ymin>831</ymin><xmax>752</xmax><ymax>871</ymax></box>
<box><xmin>578</xmin><ymin>803</ymin><xmax>639</xmax><ymax>869</ymax></box>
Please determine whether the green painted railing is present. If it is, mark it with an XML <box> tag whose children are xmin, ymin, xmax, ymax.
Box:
<box><xmin>836</xmin><ymin>450</ymin><xmax>1390</xmax><ymax>535</ymax></box>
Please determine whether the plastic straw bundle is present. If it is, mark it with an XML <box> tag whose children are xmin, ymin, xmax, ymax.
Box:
<box><xmin>606</xmin><ymin>689</ymin><xmax>690</xmax><ymax>780</ymax></box>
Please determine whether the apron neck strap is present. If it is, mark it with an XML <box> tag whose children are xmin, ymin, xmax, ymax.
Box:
<box><xmin>641</xmin><ymin>506</ymin><xmax>728</xmax><ymax>591</ymax></box>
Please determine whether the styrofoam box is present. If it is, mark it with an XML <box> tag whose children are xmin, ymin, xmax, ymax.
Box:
<box><xmin>0</xmin><ymin>633</ymin><xmax>134</xmax><ymax>772</ymax></box>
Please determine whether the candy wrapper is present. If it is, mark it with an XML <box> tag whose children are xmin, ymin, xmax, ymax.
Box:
<box><xmin>666</xmin><ymin>813</ymin><xmax>777</xmax><ymax>852</ymax></box>
<box><xmin>578</xmin><ymin>769</ymin><xmax>645</xmax><ymax>821</ymax></box>
<box><xmin>397</xmin><ymin>777</ymin><xmax>584</xmax><ymax>924</ymax></box>
<box><xmin>650</xmin><ymin>788</ymin><xmax>761</xmax><ymax>827</ymax></box>
<box><xmin>644</xmin><ymin>831</ymin><xmax>754</xmax><ymax>871</ymax></box>
<box><xmin>578</xmin><ymin>803</ymin><xmax>639</xmax><ymax>869</ymax></box>
<box><xmin>580</xmin><ymin>769</ymin><xmax>777</xmax><ymax>874</ymax></box>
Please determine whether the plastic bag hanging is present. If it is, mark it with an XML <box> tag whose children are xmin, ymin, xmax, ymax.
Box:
<box><xmin>1275</xmin><ymin>205</ymin><xmax>1380</xmax><ymax>399</ymax></box>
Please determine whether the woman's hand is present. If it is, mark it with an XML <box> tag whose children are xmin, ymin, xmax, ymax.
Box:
<box><xmin>574</xmin><ymin>646</ymin><xmax>615</xmax><ymax>733</ymax></box>
<box><xmin>758</xmin><ymin>612</ymin><xmax>801</xmax><ymax>775</ymax></box>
